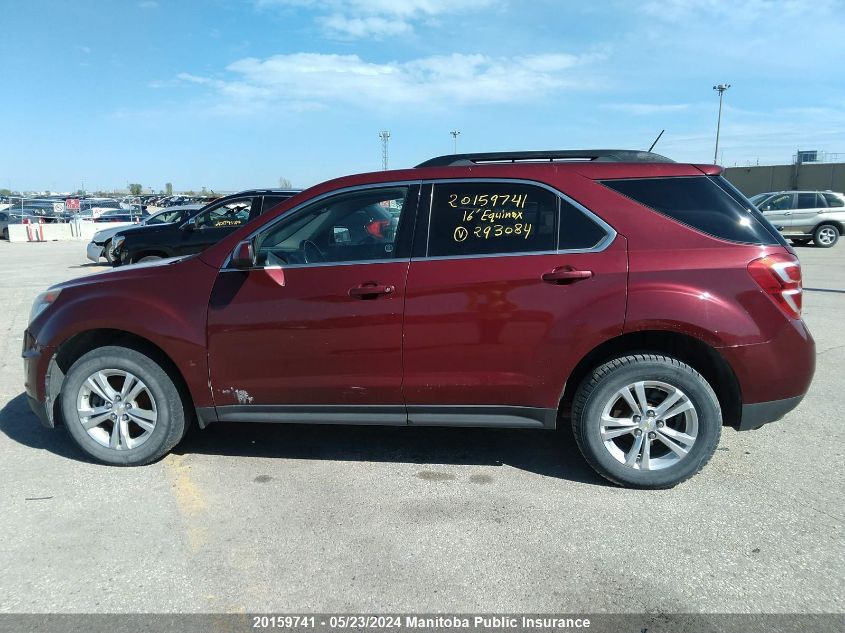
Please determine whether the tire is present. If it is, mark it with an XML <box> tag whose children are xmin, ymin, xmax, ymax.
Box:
<box><xmin>572</xmin><ymin>354</ymin><xmax>721</xmax><ymax>489</ymax></box>
<box><xmin>137</xmin><ymin>255</ymin><xmax>163</xmax><ymax>263</ymax></box>
<box><xmin>790</xmin><ymin>238</ymin><xmax>811</xmax><ymax>246</ymax></box>
<box><xmin>813</xmin><ymin>224</ymin><xmax>839</xmax><ymax>248</ymax></box>
<box><xmin>2</xmin><ymin>227</ymin><xmax>8</xmax><ymax>240</ymax></box>
<box><xmin>103</xmin><ymin>240</ymin><xmax>113</xmax><ymax>263</ymax></box>
<box><xmin>61</xmin><ymin>346</ymin><xmax>186</xmax><ymax>465</ymax></box>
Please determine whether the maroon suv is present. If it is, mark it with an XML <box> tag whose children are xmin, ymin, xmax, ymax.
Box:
<box><xmin>23</xmin><ymin>150</ymin><xmax>815</xmax><ymax>488</ymax></box>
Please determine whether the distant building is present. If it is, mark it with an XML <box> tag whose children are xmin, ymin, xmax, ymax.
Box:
<box><xmin>724</xmin><ymin>161</ymin><xmax>845</xmax><ymax>196</ymax></box>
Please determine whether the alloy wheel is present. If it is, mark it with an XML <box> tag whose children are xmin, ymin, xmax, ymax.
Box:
<box><xmin>76</xmin><ymin>369</ymin><xmax>158</xmax><ymax>450</ymax></box>
<box><xmin>817</xmin><ymin>226</ymin><xmax>837</xmax><ymax>246</ymax></box>
<box><xmin>599</xmin><ymin>380</ymin><xmax>698</xmax><ymax>471</ymax></box>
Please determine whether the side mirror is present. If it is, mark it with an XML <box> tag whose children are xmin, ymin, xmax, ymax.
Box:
<box><xmin>230</xmin><ymin>239</ymin><xmax>256</xmax><ymax>269</ymax></box>
<box><xmin>183</xmin><ymin>216</ymin><xmax>201</xmax><ymax>231</ymax></box>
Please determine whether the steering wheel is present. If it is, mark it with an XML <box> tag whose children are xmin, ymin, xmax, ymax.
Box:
<box><xmin>300</xmin><ymin>239</ymin><xmax>326</xmax><ymax>263</ymax></box>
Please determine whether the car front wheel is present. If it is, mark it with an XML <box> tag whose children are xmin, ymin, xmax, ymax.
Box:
<box><xmin>572</xmin><ymin>354</ymin><xmax>721</xmax><ymax>488</ymax></box>
<box><xmin>61</xmin><ymin>346</ymin><xmax>186</xmax><ymax>465</ymax></box>
<box><xmin>813</xmin><ymin>224</ymin><xmax>839</xmax><ymax>248</ymax></box>
<box><xmin>103</xmin><ymin>240</ymin><xmax>113</xmax><ymax>263</ymax></box>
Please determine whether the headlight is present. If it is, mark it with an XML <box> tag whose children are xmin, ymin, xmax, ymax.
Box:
<box><xmin>29</xmin><ymin>289</ymin><xmax>62</xmax><ymax>324</ymax></box>
<box><xmin>112</xmin><ymin>235</ymin><xmax>126</xmax><ymax>251</ymax></box>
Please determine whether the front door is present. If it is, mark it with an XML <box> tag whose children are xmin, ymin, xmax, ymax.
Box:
<box><xmin>177</xmin><ymin>196</ymin><xmax>256</xmax><ymax>256</ymax></box>
<box><xmin>207</xmin><ymin>184</ymin><xmax>419</xmax><ymax>423</ymax></box>
<box><xmin>758</xmin><ymin>192</ymin><xmax>794</xmax><ymax>230</ymax></box>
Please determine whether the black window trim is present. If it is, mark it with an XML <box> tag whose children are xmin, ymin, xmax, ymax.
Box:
<box><xmin>419</xmin><ymin>177</ymin><xmax>616</xmax><ymax>261</ymax></box>
<box><xmin>221</xmin><ymin>178</ymin><xmax>615</xmax><ymax>271</ymax></box>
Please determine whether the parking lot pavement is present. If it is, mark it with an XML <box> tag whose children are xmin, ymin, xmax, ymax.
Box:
<box><xmin>0</xmin><ymin>239</ymin><xmax>842</xmax><ymax>614</ymax></box>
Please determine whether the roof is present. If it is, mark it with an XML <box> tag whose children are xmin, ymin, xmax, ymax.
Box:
<box><xmin>416</xmin><ymin>149</ymin><xmax>674</xmax><ymax>168</ymax></box>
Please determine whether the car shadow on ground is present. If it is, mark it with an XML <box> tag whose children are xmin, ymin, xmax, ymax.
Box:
<box><xmin>0</xmin><ymin>393</ymin><xmax>88</xmax><ymax>462</ymax></box>
<box><xmin>0</xmin><ymin>392</ymin><xmax>609</xmax><ymax>486</ymax></box>
<box><xmin>68</xmin><ymin>263</ymin><xmax>109</xmax><ymax>269</ymax></box>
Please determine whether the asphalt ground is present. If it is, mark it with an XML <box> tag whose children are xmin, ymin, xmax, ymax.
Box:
<box><xmin>0</xmin><ymin>239</ymin><xmax>842</xmax><ymax>615</ymax></box>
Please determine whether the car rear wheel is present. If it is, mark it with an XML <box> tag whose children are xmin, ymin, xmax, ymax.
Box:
<box><xmin>61</xmin><ymin>346</ymin><xmax>186</xmax><ymax>465</ymax></box>
<box><xmin>813</xmin><ymin>224</ymin><xmax>839</xmax><ymax>248</ymax></box>
<box><xmin>572</xmin><ymin>354</ymin><xmax>721</xmax><ymax>488</ymax></box>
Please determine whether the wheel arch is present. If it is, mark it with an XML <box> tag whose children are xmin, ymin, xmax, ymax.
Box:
<box><xmin>559</xmin><ymin>330</ymin><xmax>742</xmax><ymax>428</ymax></box>
<box><xmin>815</xmin><ymin>220</ymin><xmax>843</xmax><ymax>234</ymax></box>
<box><xmin>49</xmin><ymin>328</ymin><xmax>195</xmax><ymax>427</ymax></box>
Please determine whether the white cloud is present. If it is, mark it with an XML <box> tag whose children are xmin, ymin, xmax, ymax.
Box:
<box><xmin>178</xmin><ymin>51</ymin><xmax>601</xmax><ymax>113</ymax></box>
<box><xmin>316</xmin><ymin>14</ymin><xmax>412</xmax><ymax>38</ymax></box>
<box><xmin>603</xmin><ymin>103</ymin><xmax>690</xmax><ymax>115</ymax></box>
<box><xmin>257</xmin><ymin>0</ymin><xmax>501</xmax><ymax>38</ymax></box>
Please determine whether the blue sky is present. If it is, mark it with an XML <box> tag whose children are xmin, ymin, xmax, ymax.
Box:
<box><xmin>1</xmin><ymin>0</ymin><xmax>844</xmax><ymax>193</ymax></box>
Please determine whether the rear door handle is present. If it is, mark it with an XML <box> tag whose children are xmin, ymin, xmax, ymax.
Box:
<box><xmin>349</xmin><ymin>283</ymin><xmax>395</xmax><ymax>298</ymax></box>
<box><xmin>542</xmin><ymin>268</ymin><xmax>593</xmax><ymax>284</ymax></box>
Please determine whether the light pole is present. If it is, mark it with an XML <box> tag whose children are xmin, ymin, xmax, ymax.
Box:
<box><xmin>450</xmin><ymin>130</ymin><xmax>461</xmax><ymax>154</ymax></box>
<box><xmin>378</xmin><ymin>130</ymin><xmax>390</xmax><ymax>170</ymax></box>
<box><xmin>713</xmin><ymin>83</ymin><xmax>730</xmax><ymax>164</ymax></box>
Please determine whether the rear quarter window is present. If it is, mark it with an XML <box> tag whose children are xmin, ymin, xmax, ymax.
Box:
<box><xmin>601</xmin><ymin>176</ymin><xmax>783</xmax><ymax>245</ymax></box>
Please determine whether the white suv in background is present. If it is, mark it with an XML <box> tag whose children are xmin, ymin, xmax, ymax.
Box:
<box><xmin>751</xmin><ymin>190</ymin><xmax>845</xmax><ymax>248</ymax></box>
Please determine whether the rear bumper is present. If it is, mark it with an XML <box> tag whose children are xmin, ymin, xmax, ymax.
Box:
<box><xmin>720</xmin><ymin>318</ymin><xmax>815</xmax><ymax>404</ymax></box>
<box><xmin>738</xmin><ymin>394</ymin><xmax>804</xmax><ymax>431</ymax></box>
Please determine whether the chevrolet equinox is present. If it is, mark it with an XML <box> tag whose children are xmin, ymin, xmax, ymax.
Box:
<box><xmin>23</xmin><ymin>150</ymin><xmax>816</xmax><ymax>488</ymax></box>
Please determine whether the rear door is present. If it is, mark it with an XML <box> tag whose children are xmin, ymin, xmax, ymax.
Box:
<box><xmin>401</xmin><ymin>180</ymin><xmax>627</xmax><ymax>427</ymax></box>
<box><xmin>791</xmin><ymin>192</ymin><xmax>825</xmax><ymax>234</ymax></box>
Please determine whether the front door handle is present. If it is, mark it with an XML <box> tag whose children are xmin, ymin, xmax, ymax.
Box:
<box><xmin>349</xmin><ymin>283</ymin><xmax>395</xmax><ymax>298</ymax></box>
<box><xmin>542</xmin><ymin>267</ymin><xmax>593</xmax><ymax>284</ymax></box>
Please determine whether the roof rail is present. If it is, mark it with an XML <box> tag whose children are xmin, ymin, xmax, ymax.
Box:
<box><xmin>415</xmin><ymin>149</ymin><xmax>674</xmax><ymax>168</ymax></box>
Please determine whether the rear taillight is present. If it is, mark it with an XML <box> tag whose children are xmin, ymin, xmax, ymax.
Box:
<box><xmin>747</xmin><ymin>253</ymin><xmax>802</xmax><ymax>319</ymax></box>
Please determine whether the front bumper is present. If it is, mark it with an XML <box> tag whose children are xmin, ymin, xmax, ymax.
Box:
<box><xmin>23</xmin><ymin>330</ymin><xmax>59</xmax><ymax>428</ymax></box>
<box><xmin>86</xmin><ymin>241</ymin><xmax>103</xmax><ymax>263</ymax></box>
<box><xmin>27</xmin><ymin>394</ymin><xmax>51</xmax><ymax>427</ymax></box>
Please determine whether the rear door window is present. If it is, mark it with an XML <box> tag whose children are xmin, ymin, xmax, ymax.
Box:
<box><xmin>602</xmin><ymin>176</ymin><xmax>782</xmax><ymax>245</ymax></box>
<box><xmin>427</xmin><ymin>182</ymin><xmax>557</xmax><ymax>257</ymax></box>
<box><xmin>796</xmin><ymin>193</ymin><xmax>822</xmax><ymax>209</ymax></box>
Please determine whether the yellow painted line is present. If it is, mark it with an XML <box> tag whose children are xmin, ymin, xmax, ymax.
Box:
<box><xmin>163</xmin><ymin>454</ymin><xmax>208</xmax><ymax>552</ymax></box>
